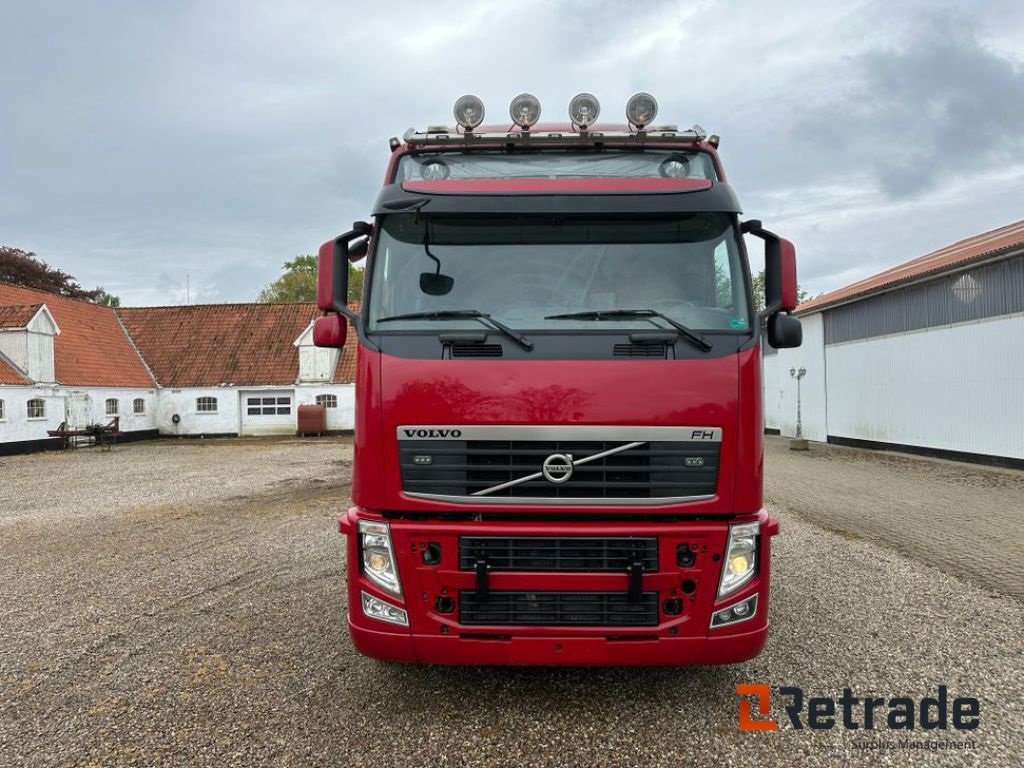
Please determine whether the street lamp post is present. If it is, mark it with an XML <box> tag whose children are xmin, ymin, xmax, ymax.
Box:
<box><xmin>789</xmin><ymin>367</ymin><xmax>808</xmax><ymax>450</ymax></box>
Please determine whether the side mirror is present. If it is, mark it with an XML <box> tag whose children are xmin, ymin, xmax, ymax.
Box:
<box><xmin>766</xmin><ymin>237</ymin><xmax>798</xmax><ymax>312</ymax></box>
<box><xmin>317</xmin><ymin>221</ymin><xmax>372</xmax><ymax>312</ymax></box>
<box><xmin>313</xmin><ymin>314</ymin><xmax>348</xmax><ymax>348</ymax></box>
<box><xmin>767</xmin><ymin>313</ymin><xmax>802</xmax><ymax>349</ymax></box>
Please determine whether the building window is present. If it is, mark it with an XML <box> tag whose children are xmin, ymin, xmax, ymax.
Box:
<box><xmin>196</xmin><ymin>396</ymin><xmax>218</xmax><ymax>413</ymax></box>
<box><xmin>27</xmin><ymin>398</ymin><xmax>46</xmax><ymax>419</ymax></box>
<box><xmin>133</xmin><ymin>398</ymin><xmax>146</xmax><ymax>415</ymax></box>
<box><xmin>246</xmin><ymin>395</ymin><xmax>291</xmax><ymax>416</ymax></box>
<box><xmin>315</xmin><ymin>394</ymin><xmax>337</xmax><ymax>408</ymax></box>
<box><xmin>105</xmin><ymin>398</ymin><xmax>119</xmax><ymax>416</ymax></box>
<box><xmin>0</xmin><ymin>399</ymin><xmax>5</xmax><ymax>421</ymax></box>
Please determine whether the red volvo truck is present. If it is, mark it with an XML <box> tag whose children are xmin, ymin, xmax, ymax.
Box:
<box><xmin>313</xmin><ymin>93</ymin><xmax>802</xmax><ymax>665</ymax></box>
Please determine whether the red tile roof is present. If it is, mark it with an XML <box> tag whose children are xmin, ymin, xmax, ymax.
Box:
<box><xmin>798</xmin><ymin>219</ymin><xmax>1024</xmax><ymax>315</ymax></box>
<box><xmin>0</xmin><ymin>353</ymin><xmax>30</xmax><ymax>384</ymax></box>
<box><xmin>118</xmin><ymin>302</ymin><xmax>357</xmax><ymax>387</ymax></box>
<box><xmin>0</xmin><ymin>303</ymin><xmax>42</xmax><ymax>328</ymax></box>
<box><xmin>0</xmin><ymin>283</ymin><xmax>154</xmax><ymax>386</ymax></box>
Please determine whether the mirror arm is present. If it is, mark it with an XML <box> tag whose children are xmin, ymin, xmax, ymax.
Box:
<box><xmin>328</xmin><ymin>220</ymin><xmax>372</xmax><ymax>321</ymax></box>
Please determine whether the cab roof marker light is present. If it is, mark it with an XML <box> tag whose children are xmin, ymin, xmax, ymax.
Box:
<box><xmin>453</xmin><ymin>95</ymin><xmax>485</xmax><ymax>131</ymax></box>
<box><xmin>568</xmin><ymin>93</ymin><xmax>600</xmax><ymax>131</ymax></box>
<box><xmin>708</xmin><ymin>134</ymin><xmax>721</xmax><ymax>148</ymax></box>
<box><xmin>626</xmin><ymin>92</ymin><xmax>658</xmax><ymax>130</ymax></box>
<box><xmin>509</xmin><ymin>93</ymin><xmax>542</xmax><ymax>130</ymax></box>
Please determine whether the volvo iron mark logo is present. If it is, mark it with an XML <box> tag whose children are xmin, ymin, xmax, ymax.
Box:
<box><xmin>541</xmin><ymin>453</ymin><xmax>574</xmax><ymax>484</ymax></box>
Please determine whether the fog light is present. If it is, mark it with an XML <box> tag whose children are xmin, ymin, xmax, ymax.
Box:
<box><xmin>509</xmin><ymin>93</ymin><xmax>541</xmax><ymax>129</ymax></box>
<box><xmin>453</xmin><ymin>94</ymin><xmax>485</xmax><ymax>130</ymax></box>
<box><xmin>420</xmin><ymin>159</ymin><xmax>450</xmax><ymax>180</ymax></box>
<box><xmin>361</xmin><ymin>591</ymin><xmax>409</xmax><ymax>626</ymax></box>
<box><xmin>711</xmin><ymin>594</ymin><xmax>758</xmax><ymax>627</ymax></box>
<box><xmin>659</xmin><ymin>155</ymin><xmax>691</xmax><ymax>178</ymax></box>
<box><xmin>626</xmin><ymin>92</ymin><xmax>658</xmax><ymax>128</ymax></box>
<box><xmin>568</xmin><ymin>92</ymin><xmax>600</xmax><ymax>129</ymax></box>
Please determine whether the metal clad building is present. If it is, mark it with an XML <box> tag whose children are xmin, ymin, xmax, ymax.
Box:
<box><xmin>764</xmin><ymin>219</ymin><xmax>1024</xmax><ymax>464</ymax></box>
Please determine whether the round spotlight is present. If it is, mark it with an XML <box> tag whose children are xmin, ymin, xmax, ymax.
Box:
<box><xmin>626</xmin><ymin>92</ymin><xmax>658</xmax><ymax>128</ymax></box>
<box><xmin>568</xmin><ymin>92</ymin><xmax>600</xmax><ymax>129</ymax></box>
<box><xmin>453</xmin><ymin>94</ymin><xmax>485</xmax><ymax>130</ymax></box>
<box><xmin>509</xmin><ymin>93</ymin><xmax>542</xmax><ymax>129</ymax></box>
<box><xmin>658</xmin><ymin>154</ymin><xmax>691</xmax><ymax>178</ymax></box>
<box><xmin>420</xmin><ymin>159</ymin><xmax>450</xmax><ymax>181</ymax></box>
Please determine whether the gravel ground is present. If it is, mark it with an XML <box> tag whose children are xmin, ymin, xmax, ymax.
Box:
<box><xmin>1</xmin><ymin>438</ymin><xmax>1021</xmax><ymax>767</ymax></box>
<box><xmin>764</xmin><ymin>436</ymin><xmax>1024</xmax><ymax>599</ymax></box>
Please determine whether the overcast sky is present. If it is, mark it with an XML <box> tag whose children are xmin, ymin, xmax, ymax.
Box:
<box><xmin>2</xmin><ymin>0</ymin><xmax>1022</xmax><ymax>305</ymax></box>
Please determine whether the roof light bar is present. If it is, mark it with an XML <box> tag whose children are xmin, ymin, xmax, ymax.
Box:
<box><xmin>509</xmin><ymin>93</ymin><xmax>541</xmax><ymax>129</ymax></box>
<box><xmin>401</xmin><ymin>126</ymin><xmax>708</xmax><ymax>148</ymax></box>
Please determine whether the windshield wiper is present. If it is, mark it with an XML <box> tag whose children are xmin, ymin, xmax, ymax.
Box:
<box><xmin>375</xmin><ymin>310</ymin><xmax>533</xmax><ymax>351</ymax></box>
<box><xmin>544</xmin><ymin>309</ymin><xmax>712</xmax><ymax>352</ymax></box>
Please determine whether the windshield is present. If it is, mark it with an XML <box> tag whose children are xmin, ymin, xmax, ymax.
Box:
<box><xmin>367</xmin><ymin>214</ymin><xmax>750</xmax><ymax>332</ymax></box>
<box><xmin>395</xmin><ymin>150</ymin><xmax>717</xmax><ymax>182</ymax></box>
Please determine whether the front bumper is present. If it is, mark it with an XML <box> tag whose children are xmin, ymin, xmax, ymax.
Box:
<box><xmin>341</xmin><ymin>508</ymin><xmax>778</xmax><ymax>666</ymax></box>
<box><xmin>349</xmin><ymin>616</ymin><xmax>768</xmax><ymax>666</ymax></box>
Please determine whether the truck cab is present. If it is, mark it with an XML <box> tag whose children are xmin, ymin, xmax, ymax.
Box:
<box><xmin>315</xmin><ymin>93</ymin><xmax>802</xmax><ymax>665</ymax></box>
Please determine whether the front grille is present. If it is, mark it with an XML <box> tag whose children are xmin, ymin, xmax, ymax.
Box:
<box><xmin>399</xmin><ymin>439</ymin><xmax>720</xmax><ymax>500</ymax></box>
<box><xmin>459</xmin><ymin>591</ymin><xmax>659</xmax><ymax>626</ymax></box>
<box><xmin>459</xmin><ymin>536</ymin><xmax>658</xmax><ymax>571</ymax></box>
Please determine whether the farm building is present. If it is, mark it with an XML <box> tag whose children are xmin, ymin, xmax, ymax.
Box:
<box><xmin>0</xmin><ymin>282</ymin><xmax>356</xmax><ymax>454</ymax></box>
<box><xmin>765</xmin><ymin>219</ymin><xmax>1024</xmax><ymax>466</ymax></box>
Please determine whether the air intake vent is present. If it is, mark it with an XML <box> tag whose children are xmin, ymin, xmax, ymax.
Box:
<box><xmin>451</xmin><ymin>343</ymin><xmax>503</xmax><ymax>358</ymax></box>
<box><xmin>613</xmin><ymin>343</ymin><xmax>667</xmax><ymax>358</ymax></box>
<box><xmin>459</xmin><ymin>590</ymin><xmax>659</xmax><ymax>626</ymax></box>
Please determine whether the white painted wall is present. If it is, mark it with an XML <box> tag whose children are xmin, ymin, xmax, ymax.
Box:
<box><xmin>0</xmin><ymin>386</ymin><xmax>155</xmax><ymax>444</ymax></box>
<box><xmin>761</xmin><ymin>352</ymin><xmax>782</xmax><ymax>431</ymax></box>
<box><xmin>769</xmin><ymin>313</ymin><xmax>828</xmax><ymax>442</ymax></box>
<box><xmin>825</xmin><ymin>314</ymin><xmax>1024</xmax><ymax>459</ymax></box>
<box><xmin>295</xmin><ymin>384</ymin><xmax>355</xmax><ymax>431</ymax></box>
<box><xmin>0</xmin><ymin>331</ymin><xmax>28</xmax><ymax>374</ymax></box>
<box><xmin>156</xmin><ymin>387</ymin><xmax>241</xmax><ymax>436</ymax></box>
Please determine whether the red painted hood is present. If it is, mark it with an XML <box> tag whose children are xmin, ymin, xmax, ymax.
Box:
<box><xmin>352</xmin><ymin>348</ymin><xmax>765</xmax><ymax>515</ymax></box>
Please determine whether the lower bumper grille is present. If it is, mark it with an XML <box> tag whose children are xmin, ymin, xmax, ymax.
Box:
<box><xmin>459</xmin><ymin>536</ymin><xmax>658</xmax><ymax>572</ymax></box>
<box><xmin>459</xmin><ymin>591</ymin><xmax>659</xmax><ymax>627</ymax></box>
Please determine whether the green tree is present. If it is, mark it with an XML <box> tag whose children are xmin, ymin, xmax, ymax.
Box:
<box><xmin>258</xmin><ymin>255</ymin><xmax>363</xmax><ymax>304</ymax></box>
<box><xmin>0</xmin><ymin>246</ymin><xmax>101</xmax><ymax>300</ymax></box>
<box><xmin>751</xmin><ymin>270</ymin><xmax>810</xmax><ymax>312</ymax></box>
<box><xmin>94</xmin><ymin>287</ymin><xmax>121</xmax><ymax>307</ymax></box>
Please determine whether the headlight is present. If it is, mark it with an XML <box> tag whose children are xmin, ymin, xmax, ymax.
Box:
<box><xmin>359</xmin><ymin>519</ymin><xmax>402</xmax><ymax>596</ymax></box>
<box><xmin>718</xmin><ymin>521</ymin><xmax>759</xmax><ymax>597</ymax></box>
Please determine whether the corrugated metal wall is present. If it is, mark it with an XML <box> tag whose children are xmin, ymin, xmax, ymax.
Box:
<box><xmin>825</xmin><ymin>252</ymin><xmax>1024</xmax><ymax>344</ymax></box>
<box><xmin>824</xmin><ymin>314</ymin><xmax>1024</xmax><ymax>458</ymax></box>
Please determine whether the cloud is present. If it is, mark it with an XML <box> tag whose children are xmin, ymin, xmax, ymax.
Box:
<box><xmin>0</xmin><ymin>0</ymin><xmax>1022</xmax><ymax>304</ymax></box>
<box><xmin>796</xmin><ymin>10</ymin><xmax>1024</xmax><ymax>198</ymax></box>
